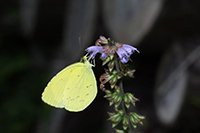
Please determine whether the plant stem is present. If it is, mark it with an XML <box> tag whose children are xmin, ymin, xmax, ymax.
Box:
<box><xmin>114</xmin><ymin>55</ymin><xmax>132</xmax><ymax>133</ymax></box>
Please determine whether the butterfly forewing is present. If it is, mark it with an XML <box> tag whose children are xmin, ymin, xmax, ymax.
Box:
<box><xmin>42</xmin><ymin>60</ymin><xmax>97</xmax><ymax>112</ymax></box>
<box><xmin>42</xmin><ymin>62</ymin><xmax>83</xmax><ymax>108</ymax></box>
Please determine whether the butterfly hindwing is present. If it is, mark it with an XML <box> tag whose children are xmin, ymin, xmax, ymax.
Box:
<box><xmin>64</xmin><ymin>63</ymin><xmax>97</xmax><ymax>112</ymax></box>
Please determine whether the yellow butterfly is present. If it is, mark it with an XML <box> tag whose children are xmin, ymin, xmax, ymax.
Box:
<box><xmin>41</xmin><ymin>56</ymin><xmax>97</xmax><ymax>112</ymax></box>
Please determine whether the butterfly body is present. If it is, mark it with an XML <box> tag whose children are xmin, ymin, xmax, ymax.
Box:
<box><xmin>42</xmin><ymin>56</ymin><xmax>97</xmax><ymax>112</ymax></box>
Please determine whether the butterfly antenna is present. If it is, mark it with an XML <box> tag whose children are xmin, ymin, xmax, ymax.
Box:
<box><xmin>79</xmin><ymin>36</ymin><xmax>81</xmax><ymax>45</ymax></box>
<box><xmin>78</xmin><ymin>36</ymin><xmax>82</xmax><ymax>51</ymax></box>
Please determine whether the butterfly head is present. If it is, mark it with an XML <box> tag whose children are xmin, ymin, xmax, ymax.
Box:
<box><xmin>81</xmin><ymin>56</ymin><xmax>94</xmax><ymax>67</ymax></box>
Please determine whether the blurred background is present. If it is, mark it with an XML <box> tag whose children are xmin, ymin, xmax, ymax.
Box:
<box><xmin>1</xmin><ymin>0</ymin><xmax>200</xmax><ymax>133</ymax></box>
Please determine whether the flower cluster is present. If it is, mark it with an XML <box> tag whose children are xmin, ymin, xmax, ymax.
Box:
<box><xmin>85</xmin><ymin>36</ymin><xmax>139</xmax><ymax>63</ymax></box>
<box><xmin>86</xmin><ymin>36</ymin><xmax>144</xmax><ymax>133</ymax></box>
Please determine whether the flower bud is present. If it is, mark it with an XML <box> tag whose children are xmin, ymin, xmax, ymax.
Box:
<box><xmin>99</xmin><ymin>72</ymin><xmax>113</xmax><ymax>85</ymax></box>
<box><xmin>112</xmin><ymin>122</ymin><xmax>118</xmax><ymax>128</ymax></box>
<box><xmin>108</xmin><ymin>112</ymin><xmax>121</xmax><ymax>121</ymax></box>
<box><xmin>112</xmin><ymin>121</ymin><xmax>122</xmax><ymax>128</ymax></box>
<box><xmin>118</xmin><ymin>110</ymin><xmax>124</xmax><ymax>116</ymax></box>
<box><xmin>114</xmin><ymin>95</ymin><xmax>122</xmax><ymax>108</ymax></box>
<box><xmin>114</xmin><ymin>128</ymin><xmax>125</xmax><ymax>133</ymax></box>
<box><xmin>112</xmin><ymin>70</ymin><xmax>117</xmax><ymax>75</ymax></box>
<box><xmin>133</xmin><ymin>124</ymin><xmax>137</xmax><ymax>129</ymax></box>
<box><xmin>114</xmin><ymin>85</ymin><xmax>120</xmax><ymax>92</ymax></box>
<box><xmin>129</xmin><ymin>114</ymin><xmax>134</xmax><ymax>122</ymax></box>
<box><xmin>104</xmin><ymin>94</ymin><xmax>111</xmax><ymax>98</ymax></box>
<box><xmin>124</xmin><ymin>94</ymin><xmax>130</xmax><ymax>103</ymax></box>
<box><xmin>110</xmin><ymin>76</ymin><xmax>118</xmax><ymax>89</ymax></box>
<box><xmin>108</xmin><ymin>112</ymin><xmax>122</xmax><ymax>128</ymax></box>
<box><xmin>110</xmin><ymin>76</ymin><xmax>117</xmax><ymax>84</ymax></box>
<box><xmin>129</xmin><ymin>112</ymin><xmax>145</xmax><ymax>128</ymax></box>
<box><xmin>112</xmin><ymin>93</ymin><xmax>119</xmax><ymax>102</ymax></box>
<box><xmin>113</xmin><ymin>114</ymin><xmax>122</xmax><ymax>123</ymax></box>
<box><xmin>104</xmin><ymin>90</ymin><xmax>112</xmax><ymax>98</ymax></box>
<box><xmin>102</xmin><ymin>56</ymin><xmax>111</xmax><ymax>66</ymax></box>
<box><xmin>129</xmin><ymin>114</ymin><xmax>137</xmax><ymax>124</ymax></box>
<box><xmin>108</xmin><ymin>60</ymin><xmax>114</xmax><ymax>72</ymax></box>
<box><xmin>100</xmin><ymin>83</ymin><xmax>105</xmax><ymax>90</ymax></box>
<box><xmin>131</xmin><ymin>113</ymin><xmax>140</xmax><ymax>123</ymax></box>
<box><xmin>127</xmin><ymin>93</ymin><xmax>139</xmax><ymax>106</ymax></box>
<box><xmin>99</xmin><ymin>36</ymin><xmax>108</xmax><ymax>44</ymax></box>
<box><xmin>122</xmin><ymin>116</ymin><xmax>129</xmax><ymax>130</ymax></box>
<box><xmin>126</xmin><ymin>69</ymin><xmax>135</xmax><ymax>78</ymax></box>
<box><xmin>111</xmin><ymin>82</ymin><xmax>117</xmax><ymax>89</ymax></box>
<box><xmin>112</xmin><ymin>91</ymin><xmax>118</xmax><ymax>96</ymax></box>
<box><xmin>129</xmin><ymin>115</ymin><xmax>138</xmax><ymax>129</ymax></box>
<box><xmin>114</xmin><ymin>102</ymin><xmax>120</xmax><ymax>109</ymax></box>
<box><xmin>95</xmin><ymin>39</ymin><xmax>101</xmax><ymax>46</ymax></box>
<box><xmin>125</xmin><ymin>102</ymin><xmax>130</xmax><ymax>109</ymax></box>
<box><xmin>127</xmin><ymin>93</ymin><xmax>139</xmax><ymax>101</ymax></box>
<box><xmin>109</xmin><ymin>100</ymin><xmax>114</xmax><ymax>106</ymax></box>
<box><xmin>116</xmin><ymin>72</ymin><xmax>123</xmax><ymax>79</ymax></box>
<box><xmin>109</xmin><ymin>54</ymin><xmax>114</xmax><ymax>60</ymax></box>
<box><xmin>134</xmin><ymin>113</ymin><xmax>145</xmax><ymax>121</ymax></box>
<box><xmin>105</xmin><ymin>89</ymin><xmax>111</xmax><ymax>94</ymax></box>
<box><xmin>107</xmin><ymin>112</ymin><xmax>114</xmax><ymax>117</ymax></box>
<box><xmin>116</xmin><ymin>95</ymin><xmax>122</xmax><ymax>104</ymax></box>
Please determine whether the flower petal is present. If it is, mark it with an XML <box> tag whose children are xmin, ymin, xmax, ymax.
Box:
<box><xmin>101</xmin><ymin>53</ymin><xmax>108</xmax><ymax>58</ymax></box>
<box><xmin>85</xmin><ymin>46</ymin><xmax>103</xmax><ymax>59</ymax></box>
<box><xmin>116</xmin><ymin>48</ymin><xmax>128</xmax><ymax>59</ymax></box>
<box><xmin>120</xmin><ymin>56</ymin><xmax>129</xmax><ymax>63</ymax></box>
<box><xmin>123</xmin><ymin>44</ymin><xmax>140</xmax><ymax>55</ymax></box>
<box><xmin>116</xmin><ymin>44</ymin><xmax>139</xmax><ymax>63</ymax></box>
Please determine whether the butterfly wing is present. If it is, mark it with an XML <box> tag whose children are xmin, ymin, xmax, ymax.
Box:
<box><xmin>42</xmin><ymin>61</ymin><xmax>97</xmax><ymax>112</ymax></box>
<box><xmin>63</xmin><ymin>64</ymin><xmax>97</xmax><ymax>112</ymax></box>
<box><xmin>41</xmin><ymin>62</ymin><xmax>84</xmax><ymax>108</ymax></box>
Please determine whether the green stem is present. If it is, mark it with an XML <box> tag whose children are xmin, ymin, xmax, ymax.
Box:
<box><xmin>114</xmin><ymin>55</ymin><xmax>132</xmax><ymax>133</ymax></box>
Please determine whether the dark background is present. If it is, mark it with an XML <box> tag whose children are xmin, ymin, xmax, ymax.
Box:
<box><xmin>1</xmin><ymin>0</ymin><xmax>200</xmax><ymax>133</ymax></box>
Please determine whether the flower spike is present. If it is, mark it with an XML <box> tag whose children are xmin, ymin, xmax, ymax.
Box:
<box><xmin>85</xmin><ymin>36</ymin><xmax>144</xmax><ymax>132</ymax></box>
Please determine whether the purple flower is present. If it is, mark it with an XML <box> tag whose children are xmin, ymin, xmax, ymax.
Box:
<box><xmin>85</xmin><ymin>46</ymin><xmax>103</xmax><ymax>59</ymax></box>
<box><xmin>101</xmin><ymin>53</ymin><xmax>108</xmax><ymax>58</ymax></box>
<box><xmin>116</xmin><ymin>44</ymin><xmax>139</xmax><ymax>63</ymax></box>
